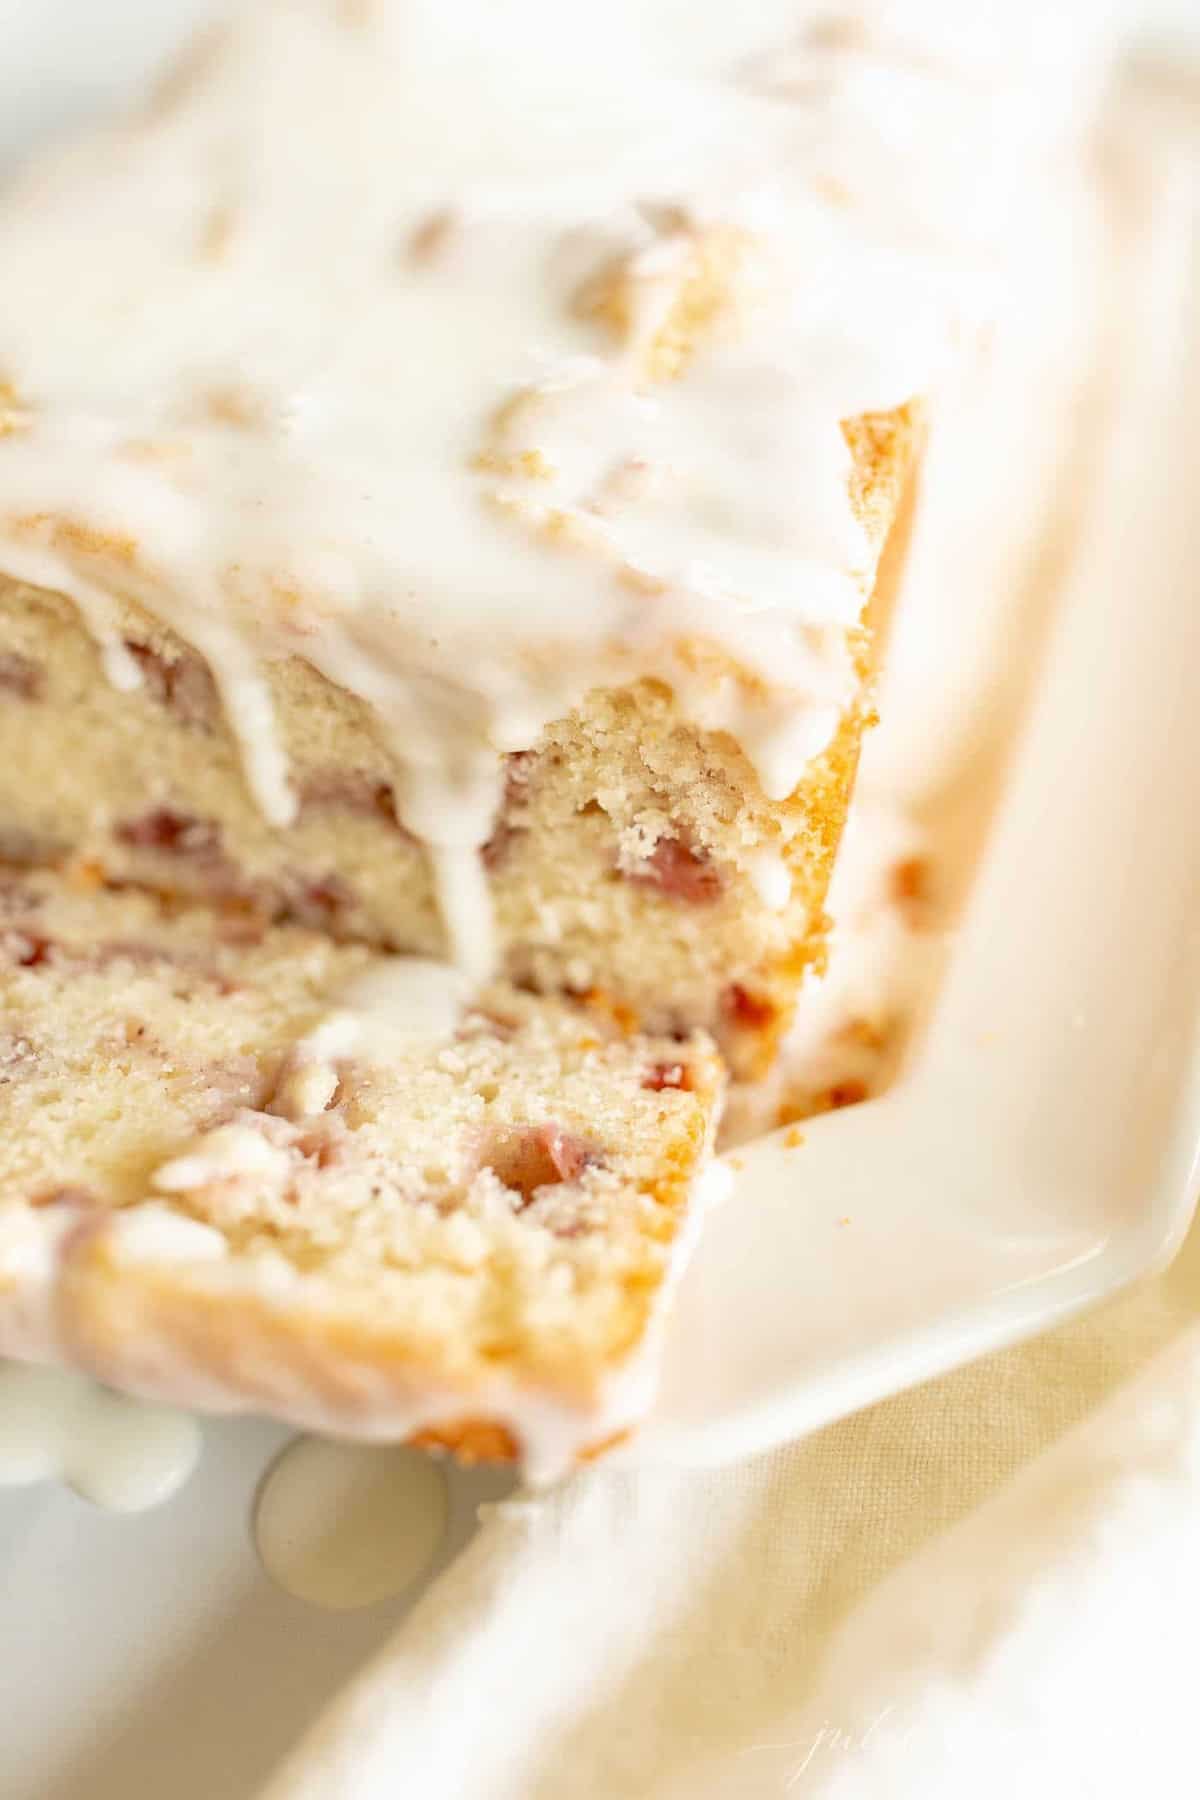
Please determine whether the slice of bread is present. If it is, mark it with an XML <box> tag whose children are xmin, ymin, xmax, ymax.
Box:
<box><xmin>0</xmin><ymin>870</ymin><xmax>723</xmax><ymax>1476</ymax></box>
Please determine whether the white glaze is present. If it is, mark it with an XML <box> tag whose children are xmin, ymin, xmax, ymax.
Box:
<box><xmin>335</xmin><ymin>957</ymin><xmax>477</xmax><ymax>1051</ymax></box>
<box><xmin>0</xmin><ymin>1360</ymin><xmax>200</xmax><ymax>1511</ymax></box>
<box><xmin>153</xmin><ymin>1122</ymin><xmax>294</xmax><ymax>1192</ymax></box>
<box><xmin>269</xmin><ymin>955</ymin><xmax>476</xmax><ymax>1121</ymax></box>
<box><xmin>746</xmin><ymin>848</ymin><xmax>793</xmax><ymax>911</ymax></box>
<box><xmin>0</xmin><ymin>0</ymin><xmax>1105</xmax><ymax>972</ymax></box>
<box><xmin>254</xmin><ymin>1437</ymin><xmax>448</xmax><ymax>1611</ymax></box>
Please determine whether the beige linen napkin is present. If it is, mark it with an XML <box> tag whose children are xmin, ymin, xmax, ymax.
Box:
<box><xmin>261</xmin><ymin>1234</ymin><xmax>1200</xmax><ymax>1800</ymax></box>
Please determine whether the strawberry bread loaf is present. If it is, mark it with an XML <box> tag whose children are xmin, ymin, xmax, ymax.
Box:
<box><xmin>0</xmin><ymin>0</ymin><xmax>959</xmax><ymax>1077</ymax></box>
<box><xmin>0</xmin><ymin>4</ymin><xmax>1117</xmax><ymax>1469</ymax></box>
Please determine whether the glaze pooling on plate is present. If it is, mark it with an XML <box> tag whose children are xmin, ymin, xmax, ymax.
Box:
<box><xmin>0</xmin><ymin>0</ymin><xmax>1106</xmax><ymax>971</ymax></box>
<box><xmin>0</xmin><ymin>1360</ymin><xmax>200</xmax><ymax>1511</ymax></box>
<box><xmin>254</xmin><ymin>1437</ymin><xmax>449</xmax><ymax>1611</ymax></box>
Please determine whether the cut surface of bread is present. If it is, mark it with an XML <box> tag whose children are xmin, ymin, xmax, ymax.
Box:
<box><xmin>0</xmin><ymin>871</ymin><xmax>723</xmax><ymax>1475</ymax></box>
<box><xmin>0</xmin><ymin>406</ymin><xmax>916</xmax><ymax>1079</ymax></box>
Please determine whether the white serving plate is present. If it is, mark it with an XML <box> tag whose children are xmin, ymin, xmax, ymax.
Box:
<box><xmin>0</xmin><ymin>1413</ymin><xmax>516</xmax><ymax>1800</ymax></box>
<box><xmin>0</xmin><ymin>11</ymin><xmax>1198</xmax><ymax>1800</ymax></box>
<box><xmin>624</xmin><ymin>76</ymin><xmax>1200</xmax><ymax>1468</ymax></box>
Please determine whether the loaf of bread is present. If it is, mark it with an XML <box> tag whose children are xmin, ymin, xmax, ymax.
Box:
<box><xmin>0</xmin><ymin>3</ymin><xmax>1098</xmax><ymax>1471</ymax></box>
<box><xmin>0</xmin><ymin>2</ymin><xmax>940</xmax><ymax>1078</ymax></box>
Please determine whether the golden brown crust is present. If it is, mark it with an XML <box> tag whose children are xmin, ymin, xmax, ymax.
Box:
<box><xmin>723</xmin><ymin>401</ymin><xmax>923</xmax><ymax>1078</ymax></box>
<box><xmin>843</xmin><ymin>402</ymin><xmax>922</xmax><ymax>556</ymax></box>
<box><xmin>408</xmin><ymin>1420</ymin><xmax>629</xmax><ymax>1464</ymax></box>
<box><xmin>409</xmin><ymin>1420</ymin><xmax>520</xmax><ymax>1462</ymax></box>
